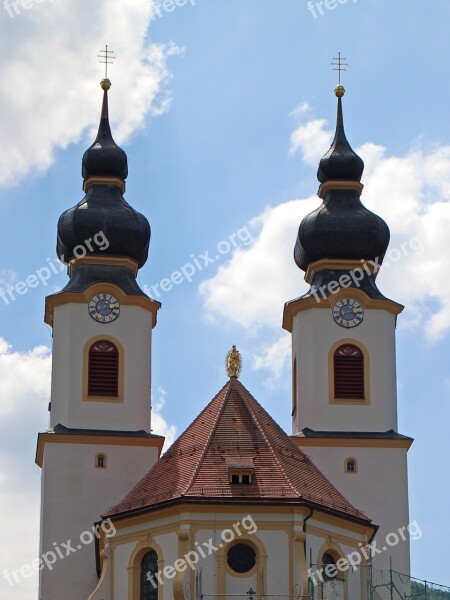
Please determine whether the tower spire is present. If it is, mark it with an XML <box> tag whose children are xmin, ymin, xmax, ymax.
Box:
<box><xmin>56</xmin><ymin>59</ymin><xmax>151</xmax><ymax>271</ymax></box>
<box><xmin>317</xmin><ymin>57</ymin><xmax>364</xmax><ymax>185</ymax></box>
<box><xmin>293</xmin><ymin>56</ymin><xmax>390</xmax><ymax>275</ymax></box>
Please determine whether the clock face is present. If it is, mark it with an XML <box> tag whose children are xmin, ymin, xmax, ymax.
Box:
<box><xmin>332</xmin><ymin>298</ymin><xmax>364</xmax><ymax>328</ymax></box>
<box><xmin>88</xmin><ymin>293</ymin><xmax>120</xmax><ymax>324</ymax></box>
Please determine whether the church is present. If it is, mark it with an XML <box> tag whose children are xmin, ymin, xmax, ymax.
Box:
<box><xmin>36</xmin><ymin>71</ymin><xmax>414</xmax><ymax>600</ymax></box>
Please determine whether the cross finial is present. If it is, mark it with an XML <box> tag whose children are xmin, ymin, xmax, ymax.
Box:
<box><xmin>98</xmin><ymin>44</ymin><xmax>115</xmax><ymax>84</ymax></box>
<box><xmin>331</xmin><ymin>52</ymin><xmax>348</xmax><ymax>98</ymax></box>
<box><xmin>331</xmin><ymin>52</ymin><xmax>347</xmax><ymax>85</ymax></box>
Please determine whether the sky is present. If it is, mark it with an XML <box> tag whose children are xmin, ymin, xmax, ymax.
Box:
<box><xmin>0</xmin><ymin>0</ymin><xmax>449</xmax><ymax>597</ymax></box>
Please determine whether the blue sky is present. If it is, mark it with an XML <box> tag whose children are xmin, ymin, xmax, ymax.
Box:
<box><xmin>0</xmin><ymin>1</ymin><xmax>449</xmax><ymax>597</ymax></box>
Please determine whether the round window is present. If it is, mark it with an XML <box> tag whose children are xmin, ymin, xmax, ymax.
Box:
<box><xmin>227</xmin><ymin>543</ymin><xmax>256</xmax><ymax>574</ymax></box>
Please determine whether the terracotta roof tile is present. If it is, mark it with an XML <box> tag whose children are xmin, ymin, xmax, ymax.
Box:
<box><xmin>105</xmin><ymin>379</ymin><xmax>370</xmax><ymax>523</ymax></box>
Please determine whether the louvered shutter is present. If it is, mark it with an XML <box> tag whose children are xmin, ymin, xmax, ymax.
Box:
<box><xmin>334</xmin><ymin>344</ymin><xmax>364</xmax><ymax>399</ymax></box>
<box><xmin>88</xmin><ymin>341</ymin><xmax>119</xmax><ymax>396</ymax></box>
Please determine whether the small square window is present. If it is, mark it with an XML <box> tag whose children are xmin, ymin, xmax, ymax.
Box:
<box><xmin>231</xmin><ymin>474</ymin><xmax>240</xmax><ymax>484</ymax></box>
<box><xmin>241</xmin><ymin>474</ymin><xmax>251</xmax><ymax>484</ymax></box>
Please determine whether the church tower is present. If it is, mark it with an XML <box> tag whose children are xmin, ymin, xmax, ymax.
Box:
<box><xmin>36</xmin><ymin>77</ymin><xmax>164</xmax><ymax>600</ymax></box>
<box><xmin>283</xmin><ymin>83</ymin><xmax>413</xmax><ymax>574</ymax></box>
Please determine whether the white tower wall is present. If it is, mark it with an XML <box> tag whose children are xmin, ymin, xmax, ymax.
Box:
<box><xmin>50</xmin><ymin>302</ymin><xmax>153</xmax><ymax>432</ymax></box>
<box><xmin>292</xmin><ymin>306</ymin><xmax>398</xmax><ymax>433</ymax></box>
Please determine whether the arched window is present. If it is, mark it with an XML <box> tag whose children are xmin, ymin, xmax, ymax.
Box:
<box><xmin>140</xmin><ymin>550</ymin><xmax>158</xmax><ymax>600</ymax></box>
<box><xmin>334</xmin><ymin>344</ymin><xmax>364</xmax><ymax>399</ymax></box>
<box><xmin>95</xmin><ymin>453</ymin><xmax>107</xmax><ymax>469</ymax></box>
<box><xmin>345</xmin><ymin>458</ymin><xmax>358</xmax><ymax>474</ymax></box>
<box><xmin>322</xmin><ymin>552</ymin><xmax>338</xmax><ymax>581</ymax></box>
<box><xmin>88</xmin><ymin>340</ymin><xmax>119</xmax><ymax>397</ymax></box>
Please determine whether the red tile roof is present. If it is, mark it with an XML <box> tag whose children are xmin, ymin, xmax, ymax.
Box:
<box><xmin>105</xmin><ymin>378</ymin><xmax>370</xmax><ymax>523</ymax></box>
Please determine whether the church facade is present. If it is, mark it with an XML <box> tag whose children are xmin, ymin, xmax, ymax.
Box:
<box><xmin>36</xmin><ymin>76</ymin><xmax>413</xmax><ymax>600</ymax></box>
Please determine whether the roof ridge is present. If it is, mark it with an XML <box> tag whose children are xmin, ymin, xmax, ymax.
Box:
<box><xmin>183</xmin><ymin>380</ymin><xmax>233</xmax><ymax>495</ymax></box>
<box><xmin>233</xmin><ymin>380</ymin><xmax>298</xmax><ymax>497</ymax></box>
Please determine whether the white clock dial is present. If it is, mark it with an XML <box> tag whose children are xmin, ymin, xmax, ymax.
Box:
<box><xmin>332</xmin><ymin>298</ymin><xmax>364</xmax><ymax>328</ymax></box>
<box><xmin>88</xmin><ymin>293</ymin><xmax>120</xmax><ymax>324</ymax></box>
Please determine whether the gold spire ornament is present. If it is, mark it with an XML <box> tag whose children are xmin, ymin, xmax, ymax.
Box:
<box><xmin>98</xmin><ymin>44</ymin><xmax>115</xmax><ymax>90</ymax></box>
<box><xmin>331</xmin><ymin>51</ymin><xmax>347</xmax><ymax>97</ymax></box>
<box><xmin>226</xmin><ymin>345</ymin><xmax>242</xmax><ymax>379</ymax></box>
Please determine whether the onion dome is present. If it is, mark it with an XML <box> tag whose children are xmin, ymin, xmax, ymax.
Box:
<box><xmin>317</xmin><ymin>85</ymin><xmax>364</xmax><ymax>183</ymax></box>
<box><xmin>82</xmin><ymin>79</ymin><xmax>128</xmax><ymax>180</ymax></box>
<box><xmin>57</xmin><ymin>79</ymin><xmax>150</xmax><ymax>269</ymax></box>
<box><xmin>294</xmin><ymin>85</ymin><xmax>390</xmax><ymax>273</ymax></box>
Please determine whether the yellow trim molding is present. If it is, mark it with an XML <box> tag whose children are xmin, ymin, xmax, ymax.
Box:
<box><xmin>35</xmin><ymin>433</ymin><xmax>163</xmax><ymax>468</ymax></box>
<box><xmin>174</xmin><ymin>529</ymin><xmax>190</xmax><ymax>600</ymax></box>
<box><xmin>45</xmin><ymin>282</ymin><xmax>161</xmax><ymax>328</ymax></box>
<box><xmin>304</xmin><ymin>258</ymin><xmax>380</xmax><ymax>285</ymax></box>
<box><xmin>291</xmin><ymin>436</ymin><xmax>413</xmax><ymax>450</ymax></box>
<box><xmin>283</xmin><ymin>287</ymin><xmax>403</xmax><ymax>333</ymax></box>
<box><xmin>84</xmin><ymin>176</ymin><xmax>125</xmax><ymax>194</ymax></box>
<box><xmin>83</xmin><ymin>334</ymin><xmax>125</xmax><ymax>404</ymax></box>
<box><xmin>127</xmin><ymin>537</ymin><xmax>164</xmax><ymax>600</ymax></box>
<box><xmin>87</xmin><ymin>542</ymin><xmax>112</xmax><ymax>600</ymax></box>
<box><xmin>328</xmin><ymin>338</ymin><xmax>370</xmax><ymax>405</ymax></box>
<box><xmin>316</xmin><ymin>539</ymin><xmax>347</xmax><ymax>589</ymax></box>
<box><xmin>294</xmin><ymin>530</ymin><xmax>309</xmax><ymax>600</ymax></box>
<box><xmin>317</xmin><ymin>180</ymin><xmax>364</xmax><ymax>199</ymax></box>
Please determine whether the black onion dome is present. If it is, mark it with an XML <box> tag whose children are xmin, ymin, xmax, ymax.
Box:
<box><xmin>317</xmin><ymin>94</ymin><xmax>364</xmax><ymax>183</ymax></box>
<box><xmin>294</xmin><ymin>88</ymin><xmax>390</xmax><ymax>273</ymax></box>
<box><xmin>57</xmin><ymin>82</ymin><xmax>150</xmax><ymax>269</ymax></box>
<box><xmin>294</xmin><ymin>189</ymin><xmax>390</xmax><ymax>271</ymax></box>
<box><xmin>82</xmin><ymin>88</ymin><xmax>128</xmax><ymax>181</ymax></box>
<box><xmin>57</xmin><ymin>185</ymin><xmax>150</xmax><ymax>268</ymax></box>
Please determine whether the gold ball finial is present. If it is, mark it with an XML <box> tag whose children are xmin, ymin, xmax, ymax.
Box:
<box><xmin>100</xmin><ymin>78</ymin><xmax>111</xmax><ymax>91</ymax></box>
<box><xmin>226</xmin><ymin>345</ymin><xmax>242</xmax><ymax>379</ymax></box>
<box><xmin>334</xmin><ymin>84</ymin><xmax>345</xmax><ymax>98</ymax></box>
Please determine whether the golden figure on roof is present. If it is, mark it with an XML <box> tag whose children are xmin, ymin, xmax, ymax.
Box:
<box><xmin>226</xmin><ymin>345</ymin><xmax>242</xmax><ymax>378</ymax></box>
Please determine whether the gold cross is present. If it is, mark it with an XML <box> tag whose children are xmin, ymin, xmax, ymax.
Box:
<box><xmin>331</xmin><ymin>52</ymin><xmax>348</xmax><ymax>86</ymax></box>
<box><xmin>98</xmin><ymin>45</ymin><xmax>115</xmax><ymax>79</ymax></box>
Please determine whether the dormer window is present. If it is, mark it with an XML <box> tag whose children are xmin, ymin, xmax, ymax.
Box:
<box><xmin>229</xmin><ymin>472</ymin><xmax>253</xmax><ymax>484</ymax></box>
<box><xmin>226</xmin><ymin>458</ymin><xmax>255</xmax><ymax>485</ymax></box>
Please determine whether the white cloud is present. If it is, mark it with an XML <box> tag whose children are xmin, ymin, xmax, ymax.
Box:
<box><xmin>0</xmin><ymin>339</ymin><xmax>51</xmax><ymax>419</ymax></box>
<box><xmin>252</xmin><ymin>334</ymin><xmax>291</xmax><ymax>388</ymax></box>
<box><xmin>0</xmin><ymin>0</ymin><xmax>181</xmax><ymax>187</ymax></box>
<box><xmin>199</xmin><ymin>200</ymin><xmax>312</xmax><ymax>331</ymax></box>
<box><xmin>152</xmin><ymin>387</ymin><xmax>177</xmax><ymax>450</ymax></box>
<box><xmin>0</xmin><ymin>452</ymin><xmax>42</xmax><ymax>600</ymax></box>
<box><xmin>289</xmin><ymin>101</ymin><xmax>312</xmax><ymax>120</ymax></box>
<box><xmin>200</xmin><ymin>114</ymin><xmax>450</xmax><ymax>378</ymax></box>
<box><xmin>0</xmin><ymin>339</ymin><xmax>51</xmax><ymax>600</ymax></box>
<box><xmin>290</xmin><ymin>118</ymin><xmax>332</xmax><ymax>165</ymax></box>
<box><xmin>0</xmin><ymin>339</ymin><xmax>176</xmax><ymax>598</ymax></box>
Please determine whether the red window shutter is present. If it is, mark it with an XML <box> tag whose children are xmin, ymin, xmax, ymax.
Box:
<box><xmin>334</xmin><ymin>344</ymin><xmax>364</xmax><ymax>399</ymax></box>
<box><xmin>88</xmin><ymin>341</ymin><xmax>119</xmax><ymax>397</ymax></box>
